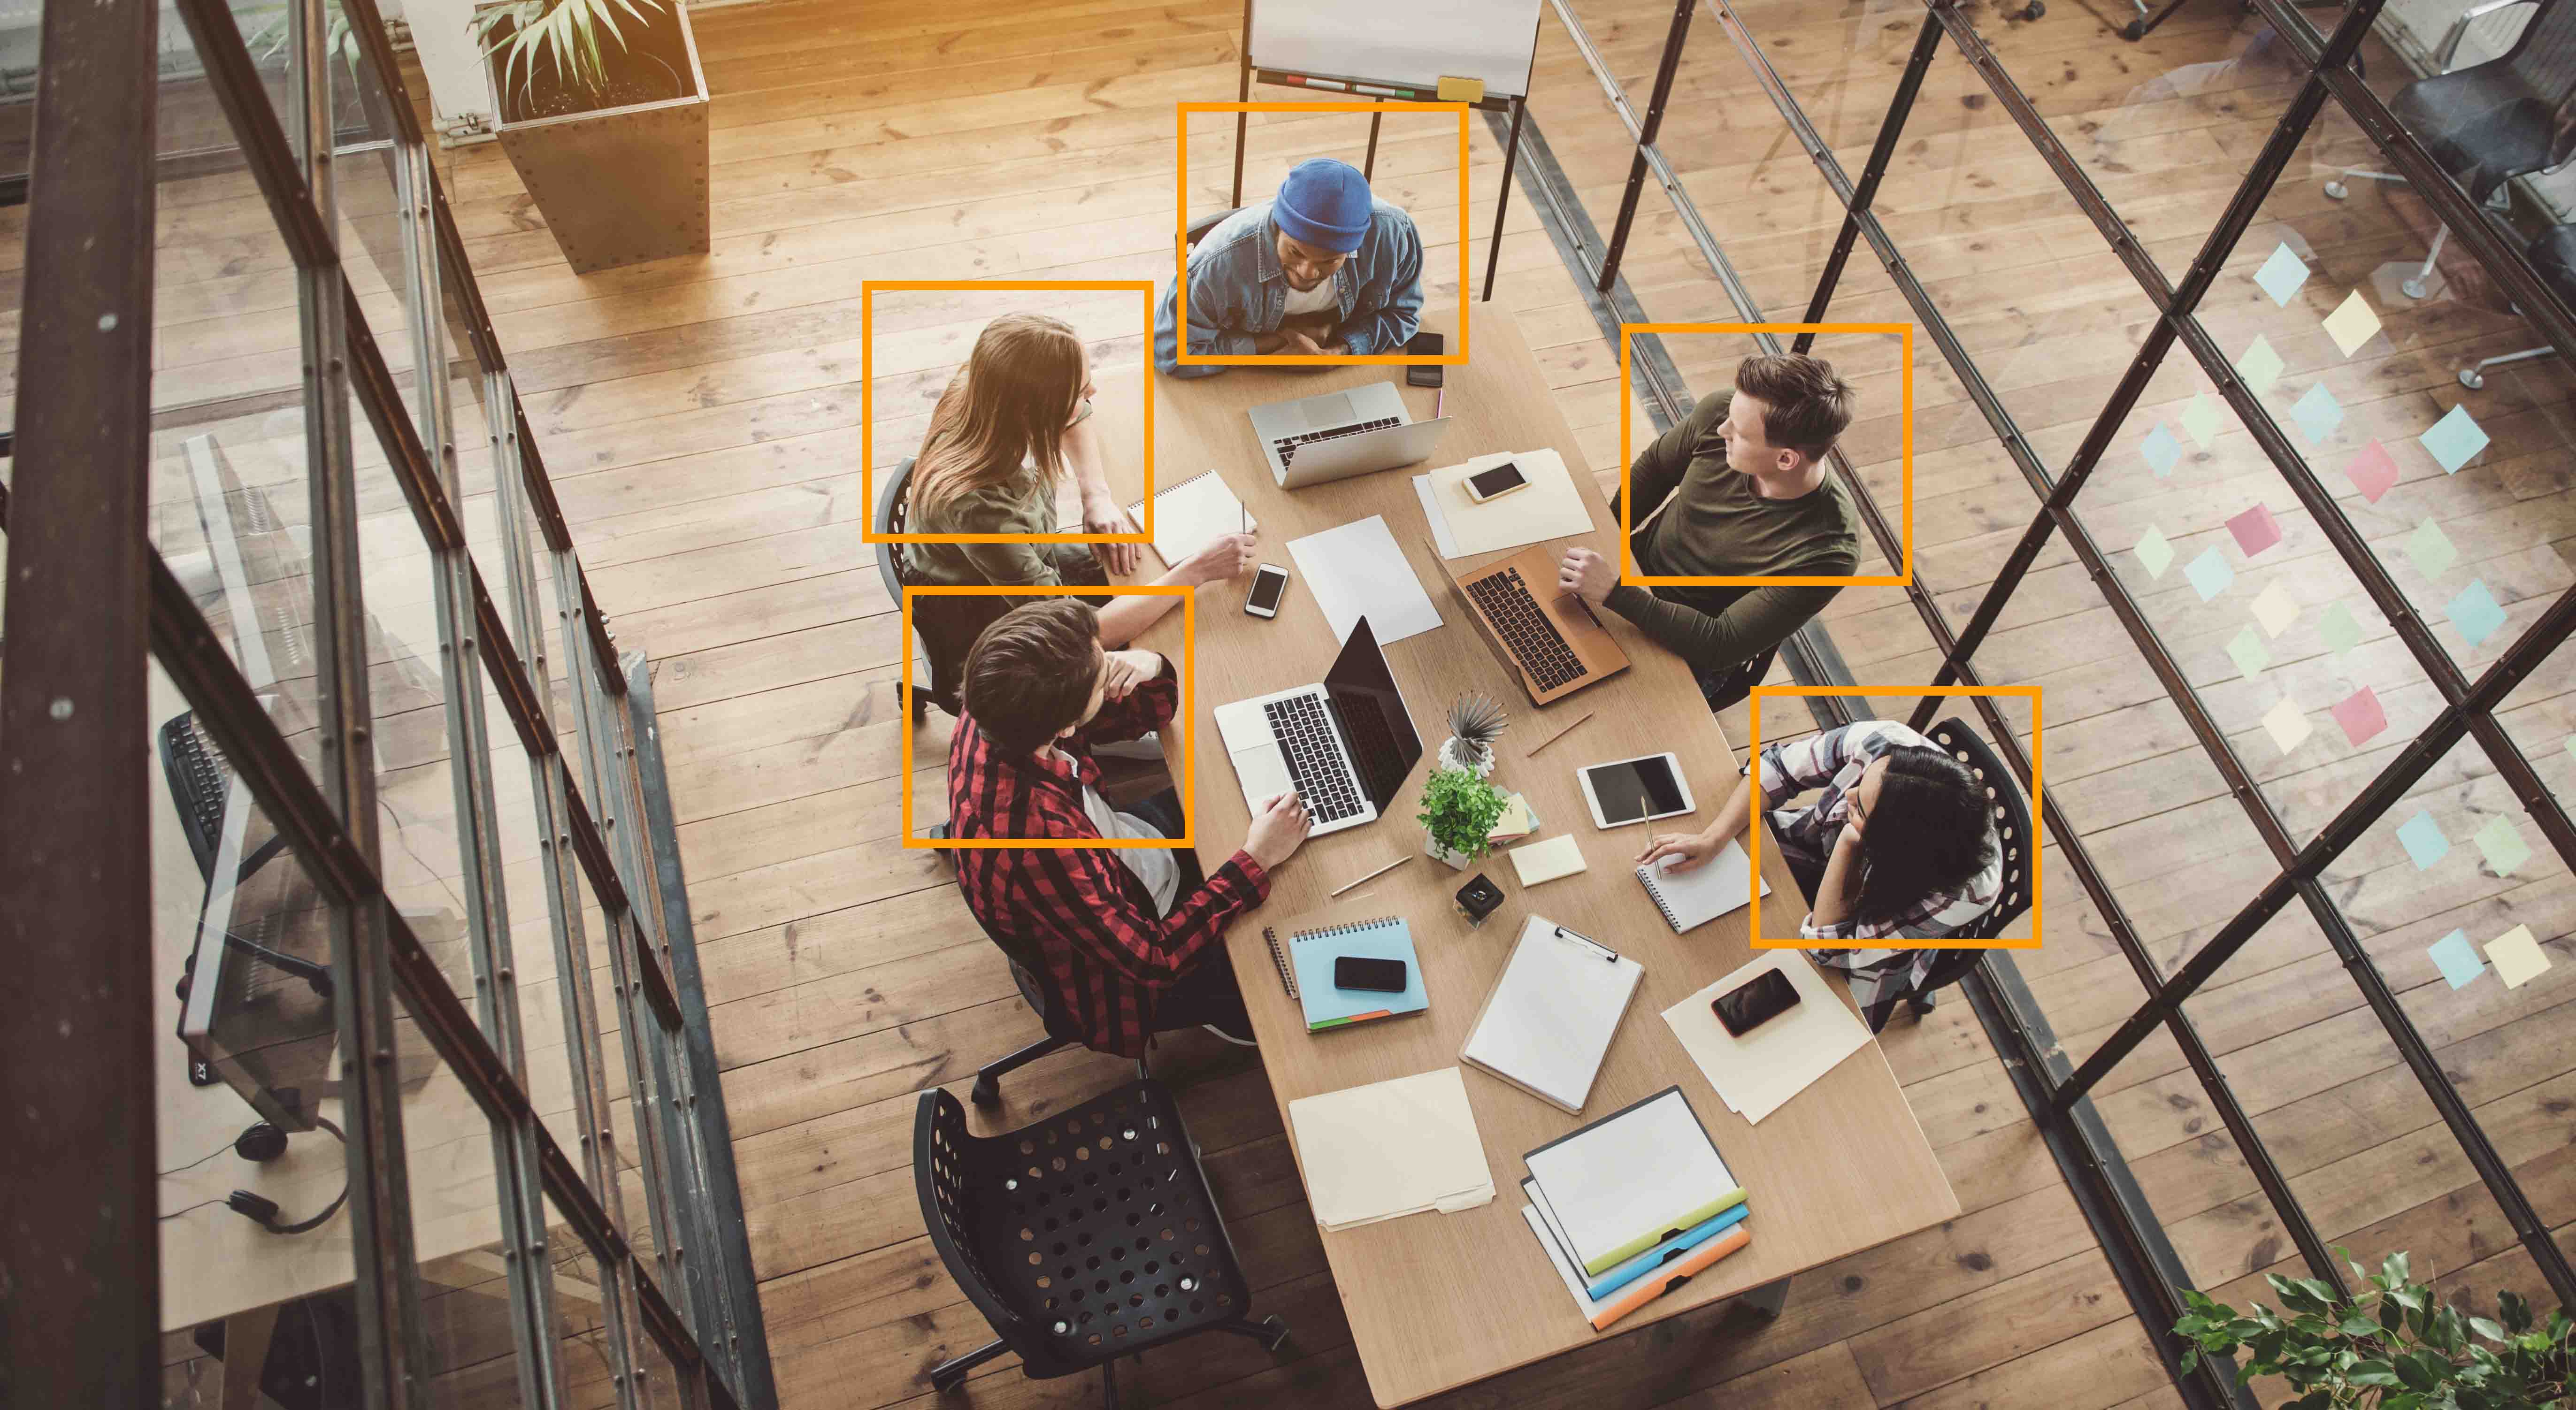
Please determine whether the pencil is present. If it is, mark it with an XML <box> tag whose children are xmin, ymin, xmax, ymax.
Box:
<box><xmin>1435</xmin><ymin>386</ymin><xmax>1446</xmax><ymax>420</ymax></box>
<box><xmin>1329</xmin><ymin>855</ymin><xmax>1409</xmax><ymax>897</ymax></box>
<box><xmin>1527</xmin><ymin>711</ymin><xmax>1595</xmax><ymax>757</ymax></box>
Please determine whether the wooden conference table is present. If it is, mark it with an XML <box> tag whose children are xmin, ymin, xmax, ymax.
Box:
<box><xmin>1089</xmin><ymin>309</ymin><xmax>1961</xmax><ymax>1407</ymax></box>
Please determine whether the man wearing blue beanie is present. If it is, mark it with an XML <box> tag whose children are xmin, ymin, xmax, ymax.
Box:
<box><xmin>1155</xmin><ymin>157</ymin><xmax>1425</xmax><ymax>377</ymax></box>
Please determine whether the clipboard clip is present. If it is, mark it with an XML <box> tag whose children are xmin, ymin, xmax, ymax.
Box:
<box><xmin>1553</xmin><ymin>924</ymin><xmax>1619</xmax><ymax>964</ymax></box>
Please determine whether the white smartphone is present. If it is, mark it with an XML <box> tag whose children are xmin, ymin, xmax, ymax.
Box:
<box><xmin>1464</xmin><ymin>460</ymin><xmax>1530</xmax><ymax>503</ymax></box>
<box><xmin>1577</xmin><ymin>751</ymin><xmax>1696</xmax><ymax>829</ymax></box>
<box><xmin>1245</xmin><ymin>563</ymin><xmax>1290</xmax><ymax>618</ymax></box>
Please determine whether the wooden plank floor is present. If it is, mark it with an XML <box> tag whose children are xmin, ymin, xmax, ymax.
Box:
<box><xmin>98</xmin><ymin>0</ymin><xmax>2573</xmax><ymax>1403</ymax></box>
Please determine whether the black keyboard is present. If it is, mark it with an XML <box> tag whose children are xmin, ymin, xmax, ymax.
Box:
<box><xmin>1263</xmin><ymin>693</ymin><xmax>1365</xmax><ymax>823</ymax></box>
<box><xmin>1274</xmin><ymin>416</ymin><xmax>1400</xmax><ymax>467</ymax></box>
<box><xmin>161</xmin><ymin>712</ymin><xmax>232</xmax><ymax>882</ymax></box>
<box><xmin>1464</xmin><ymin>568</ymin><xmax>1588</xmax><ymax>691</ymax></box>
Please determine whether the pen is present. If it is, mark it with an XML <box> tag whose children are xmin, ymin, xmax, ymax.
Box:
<box><xmin>1435</xmin><ymin>386</ymin><xmax>1445</xmax><ymax>420</ymax></box>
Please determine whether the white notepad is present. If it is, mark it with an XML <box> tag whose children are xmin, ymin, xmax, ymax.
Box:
<box><xmin>1662</xmin><ymin>952</ymin><xmax>1873</xmax><ymax>1124</ymax></box>
<box><xmin>1283</xmin><ymin>514</ymin><xmax>1443</xmax><ymax>645</ymax></box>
<box><xmin>1461</xmin><ymin>916</ymin><xmax>1645</xmax><ymax>1113</ymax></box>
<box><xmin>1127</xmin><ymin>469</ymin><xmax>1253</xmax><ymax>570</ymax></box>
<box><xmin>1287</xmin><ymin>1066</ymin><xmax>1496</xmax><ymax>1232</ymax></box>
<box><xmin>1524</xmin><ymin>1087</ymin><xmax>1738</xmax><ymax>1275</ymax></box>
<box><xmin>1635</xmin><ymin>843</ymin><xmax>1770</xmax><ymax>934</ymax></box>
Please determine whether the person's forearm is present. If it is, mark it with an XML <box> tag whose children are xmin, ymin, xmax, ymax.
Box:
<box><xmin>1094</xmin><ymin>588</ymin><xmax>1184</xmax><ymax>646</ymax></box>
<box><xmin>1065</xmin><ymin>409</ymin><xmax>1113</xmax><ymax>507</ymax></box>
<box><xmin>1808</xmin><ymin>841</ymin><xmax>1864</xmax><ymax>930</ymax></box>
<box><xmin>1706</xmin><ymin>770</ymin><xmax>1756</xmax><ymax>848</ymax></box>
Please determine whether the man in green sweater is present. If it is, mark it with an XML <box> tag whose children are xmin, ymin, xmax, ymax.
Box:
<box><xmin>1556</xmin><ymin>353</ymin><xmax>1861</xmax><ymax>711</ymax></box>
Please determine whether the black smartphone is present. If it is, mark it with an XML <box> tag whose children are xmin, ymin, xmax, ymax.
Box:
<box><xmin>1465</xmin><ymin>461</ymin><xmax>1530</xmax><ymax>502</ymax></box>
<box><xmin>1712</xmin><ymin>968</ymin><xmax>1801</xmax><ymax>1037</ymax></box>
<box><xmin>1334</xmin><ymin>956</ymin><xmax>1409</xmax><ymax>993</ymax></box>
<box><xmin>1405</xmin><ymin>330</ymin><xmax>1445</xmax><ymax>388</ymax></box>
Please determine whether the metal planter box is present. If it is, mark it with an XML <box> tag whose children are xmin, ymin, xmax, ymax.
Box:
<box><xmin>483</xmin><ymin>0</ymin><xmax>711</xmax><ymax>274</ymax></box>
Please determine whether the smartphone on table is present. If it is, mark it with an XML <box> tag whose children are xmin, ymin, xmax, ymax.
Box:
<box><xmin>1405</xmin><ymin>330</ymin><xmax>1445</xmax><ymax>388</ymax></box>
<box><xmin>1712</xmin><ymin>967</ymin><xmax>1801</xmax><ymax>1037</ymax></box>
<box><xmin>1334</xmin><ymin>956</ymin><xmax>1409</xmax><ymax>993</ymax></box>
<box><xmin>1245</xmin><ymin>563</ymin><xmax>1290</xmax><ymax>618</ymax></box>
<box><xmin>1465</xmin><ymin>460</ymin><xmax>1530</xmax><ymax>503</ymax></box>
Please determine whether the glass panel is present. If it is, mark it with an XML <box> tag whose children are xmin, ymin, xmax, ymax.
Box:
<box><xmin>210</xmin><ymin>0</ymin><xmax>305</xmax><ymax>169</ymax></box>
<box><xmin>333</xmin><ymin>31</ymin><xmax>419</xmax><ymax>440</ymax></box>
<box><xmin>548</xmin><ymin>1190</ymin><xmax>630</xmax><ymax>1410</ymax></box>
<box><xmin>400</xmin><ymin>984</ymin><xmax>531</xmax><ymax>1410</ymax></box>
<box><xmin>635</xmin><ymin>1297</ymin><xmax>690</xmax><ymax>1410</ymax></box>
<box><xmin>517</xmin><ymin>757</ymin><xmax>634</xmax><ymax>1232</ymax></box>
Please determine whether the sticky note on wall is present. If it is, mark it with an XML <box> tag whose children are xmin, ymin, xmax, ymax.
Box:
<box><xmin>1438</xmin><ymin>75</ymin><xmax>1486</xmax><ymax>103</ymax></box>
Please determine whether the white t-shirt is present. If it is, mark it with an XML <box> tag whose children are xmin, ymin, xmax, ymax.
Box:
<box><xmin>1280</xmin><ymin>275</ymin><xmax>1340</xmax><ymax>319</ymax></box>
<box><xmin>1054</xmin><ymin>749</ymin><xmax>1181</xmax><ymax>915</ymax></box>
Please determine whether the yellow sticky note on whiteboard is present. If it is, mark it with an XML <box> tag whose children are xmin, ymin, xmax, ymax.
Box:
<box><xmin>1438</xmin><ymin>75</ymin><xmax>1486</xmax><ymax>103</ymax></box>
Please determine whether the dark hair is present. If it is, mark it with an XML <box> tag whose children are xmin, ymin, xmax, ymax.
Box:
<box><xmin>1733</xmin><ymin>353</ymin><xmax>1855</xmax><ymax>463</ymax></box>
<box><xmin>960</xmin><ymin>599</ymin><xmax>1104</xmax><ymax>755</ymax></box>
<box><xmin>1852</xmin><ymin>746</ymin><xmax>1996</xmax><ymax>926</ymax></box>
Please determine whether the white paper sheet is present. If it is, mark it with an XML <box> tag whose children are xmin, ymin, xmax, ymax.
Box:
<box><xmin>1460</xmin><ymin>916</ymin><xmax>1644</xmax><ymax>1112</ymax></box>
<box><xmin>1413</xmin><ymin>475</ymin><xmax>1464</xmax><ymax>559</ymax></box>
<box><xmin>1661</xmin><ymin>952</ymin><xmax>1872</xmax><ymax>1124</ymax></box>
<box><xmin>1288</xmin><ymin>1066</ymin><xmax>1496</xmax><ymax>1232</ymax></box>
<box><xmin>1284</xmin><ymin>514</ymin><xmax>1444</xmax><ymax>645</ymax></box>
<box><xmin>1422</xmin><ymin>448</ymin><xmax>1595</xmax><ymax>558</ymax></box>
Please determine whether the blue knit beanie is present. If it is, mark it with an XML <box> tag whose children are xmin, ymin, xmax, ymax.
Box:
<box><xmin>1273</xmin><ymin>159</ymin><xmax>1373</xmax><ymax>254</ymax></box>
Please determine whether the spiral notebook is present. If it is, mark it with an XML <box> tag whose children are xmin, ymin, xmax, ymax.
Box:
<box><xmin>1264</xmin><ymin>915</ymin><xmax>1428</xmax><ymax>1031</ymax></box>
<box><xmin>1635</xmin><ymin>842</ymin><xmax>1769</xmax><ymax>934</ymax></box>
<box><xmin>1128</xmin><ymin>469</ymin><xmax>1253</xmax><ymax>569</ymax></box>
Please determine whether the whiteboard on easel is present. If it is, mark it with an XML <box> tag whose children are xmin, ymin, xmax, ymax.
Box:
<box><xmin>1248</xmin><ymin>0</ymin><xmax>1544</xmax><ymax>100</ymax></box>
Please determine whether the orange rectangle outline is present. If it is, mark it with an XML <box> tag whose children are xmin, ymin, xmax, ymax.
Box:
<box><xmin>1745</xmin><ymin>685</ymin><xmax>2040</xmax><ymax>950</ymax></box>
<box><xmin>901</xmin><ymin>584</ymin><xmax>1196</xmax><ymax>849</ymax></box>
<box><xmin>1173</xmin><ymin>101</ymin><xmax>1470</xmax><ymax>366</ymax></box>
<box><xmin>1618</xmin><ymin>322</ymin><xmax>1913</xmax><ymax>587</ymax></box>
<box><xmin>861</xmin><ymin>280</ymin><xmax>1157</xmax><ymax>546</ymax></box>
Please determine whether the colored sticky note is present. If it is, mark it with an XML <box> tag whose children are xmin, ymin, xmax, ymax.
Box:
<box><xmin>2407</xmin><ymin>519</ymin><xmax>2458</xmax><ymax>579</ymax></box>
<box><xmin>2292</xmin><ymin>382</ymin><xmax>2345</xmax><ymax>445</ymax></box>
<box><xmin>2320</xmin><ymin>600</ymin><xmax>2364</xmax><ymax>658</ymax></box>
<box><xmin>2180</xmin><ymin>391</ymin><xmax>2222</xmax><ymax>449</ymax></box>
<box><xmin>2235</xmin><ymin>336</ymin><xmax>2286</xmax><ymax>394</ymax></box>
<box><xmin>2228</xmin><ymin>503</ymin><xmax>2284</xmax><ymax>557</ymax></box>
<box><xmin>2485</xmin><ymin>925</ymin><xmax>2550</xmax><ymax>989</ymax></box>
<box><xmin>2447</xmin><ymin>579</ymin><xmax>2506</xmax><ymax>648</ymax></box>
<box><xmin>2331</xmin><ymin>686</ymin><xmax>2387</xmax><ymax>746</ymax></box>
<box><xmin>2141</xmin><ymin>423</ymin><xmax>2183</xmax><ymax>476</ymax></box>
<box><xmin>2474</xmin><ymin>816</ymin><xmax>2531</xmax><ymax>877</ymax></box>
<box><xmin>2342</xmin><ymin>441</ymin><xmax>2400</xmax><ymax>503</ymax></box>
<box><xmin>2186</xmin><ymin>546</ymin><xmax>2235</xmax><ymax>602</ymax></box>
<box><xmin>2136</xmin><ymin>524</ymin><xmax>2176</xmax><ymax>579</ymax></box>
<box><xmin>2323</xmin><ymin>290</ymin><xmax>2382</xmax><ymax>356</ymax></box>
<box><xmin>2419</xmin><ymin>404</ymin><xmax>2489</xmax><ymax>474</ymax></box>
<box><xmin>2397</xmin><ymin>811</ymin><xmax>2450</xmax><ymax>869</ymax></box>
<box><xmin>2254</xmin><ymin>242</ymin><xmax>2310</xmax><ymax>305</ymax></box>
<box><xmin>2253</xmin><ymin>582</ymin><xmax>2299</xmax><ymax>639</ymax></box>
<box><xmin>2262</xmin><ymin>697</ymin><xmax>2313</xmax><ymax>754</ymax></box>
<box><xmin>2429</xmin><ymin>929</ymin><xmax>2485</xmax><ymax>989</ymax></box>
<box><xmin>2226</xmin><ymin>626</ymin><xmax>2272</xmax><ymax>680</ymax></box>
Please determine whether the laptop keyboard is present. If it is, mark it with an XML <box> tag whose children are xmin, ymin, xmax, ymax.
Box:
<box><xmin>1464</xmin><ymin>568</ymin><xmax>1587</xmax><ymax>691</ymax></box>
<box><xmin>1263</xmin><ymin>694</ymin><xmax>1365</xmax><ymax>823</ymax></box>
<box><xmin>1274</xmin><ymin>416</ymin><xmax>1400</xmax><ymax>467</ymax></box>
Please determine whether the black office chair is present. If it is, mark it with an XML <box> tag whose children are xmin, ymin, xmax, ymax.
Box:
<box><xmin>2324</xmin><ymin>0</ymin><xmax>2576</xmax><ymax>300</ymax></box>
<box><xmin>1700</xmin><ymin>647</ymin><xmax>1780</xmax><ymax>714</ymax></box>
<box><xmin>873</xmin><ymin>456</ymin><xmax>946</xmax><ymax>724</ymax></box>
<box><xmin>1893</xmin><ymin>719</ymin><xmax>2040</xmax><ymax>1019</ymax></box>
<box><xmin>1184</xmin><ymin>207</ymin><xmax>1241</xmax><ymax>251</ymax></box>
<box><xmin>953</xmin><ymin>898</ymin><xmax>1148</xmax><ymax>1109</ymax></box>
<box><xmin>915</xmin><ymin>1079</ymin><xmax>1289</xmax><ymax>1405</ymax></box>
<box><xmin>2458</xmin><ymin>220</ymin><xmax>2576</xmax><ymax>386</ymax></box>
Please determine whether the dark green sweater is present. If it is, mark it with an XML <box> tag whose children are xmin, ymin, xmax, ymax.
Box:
<box><xmin>1602</xmin><ymin>390</ymin><xmax>1860</xmax><ymax>676</ymax></box>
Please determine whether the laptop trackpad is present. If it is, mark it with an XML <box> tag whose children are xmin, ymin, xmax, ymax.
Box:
<box><xmin>1233</xmin><ymin>744</ymin><xmax>1295</xmax><ymax>804</ymax></box>
<box><xmin>1299</xmin><ymin>392</ymin><xmax>1356</xmax><ymax>430</ymax></box>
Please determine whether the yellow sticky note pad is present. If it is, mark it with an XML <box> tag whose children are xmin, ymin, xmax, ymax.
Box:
<box><xmin>1509</xmin><ymin>834</ymin><xmax>1588</xmax><ymax>886</ymax></box>
<box><xmin>1438</xmin><ymin>75</ymin><xmax>1486</xmax><ymax>103</ymax></box>
<box><xmin>2485</xmin><ymin>925</ymin><xmax>2550</xmax><ymax>988</ymax></box>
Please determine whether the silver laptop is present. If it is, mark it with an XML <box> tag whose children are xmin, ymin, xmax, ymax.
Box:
<box><xmin>1247</xmin><ymin>382</ymin><xmax>1452</xmax><ymax>489</ymax></box>
<box><xmin>1211</xmin><ymin>617</ymin><xmax>1424</xmax><ymax>838</ymax></box>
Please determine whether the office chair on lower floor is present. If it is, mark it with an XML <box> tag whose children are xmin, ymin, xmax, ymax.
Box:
<box><xmin>2324</xmin><ymin>0</ymin><xmax>2576</xmax><ymax>300</ymax></box>
<box><xmin>955</xmin><ymin>900</ymin><xmax>1147</xmax><ymax>1109</ymax></box>
<box><xmin>915</xmin><ymin>1080</ymin><xmax>1289</xmax><ymax>1406</ymax></box>
<box><xmin>2458</xmin><ymin>220</ymin><xmax>2576</xmax><ymax>386</ymax></box>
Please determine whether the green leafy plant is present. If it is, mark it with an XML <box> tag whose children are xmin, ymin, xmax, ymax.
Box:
<box><xmin>1417</xmin><ymin>768</ymin><xmax>1509</xmax><ymax>861</ymax></box>
<box><xmin>472</xmin><ymin>0</ymin><xmax>668</xmax><ymax>107</ymax></box>
<box><xmin>242</xmin><ymin>3</ymin><xmax>366</xmax><ymax>91</ymax></box>
<box><xmin>2174</xmin><ymin>1249</ymin><xmax>2574</xmax><ymax>1409</ymax></box>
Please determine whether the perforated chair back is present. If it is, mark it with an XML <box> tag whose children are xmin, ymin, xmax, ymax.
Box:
<box><xmin>873</xmin><ymin>456</ymin><xmax>917</xmax><ymax>606</ymax></box>
<box><xmin>1924</xmin><ymin>719</ymin><xmax>2036</xmax><ymax>947</ymax></box>
<box><xmin>913</xmin><ymin>1080</ymin><xmax>1259</xmax><ymax>1379</ymax></box>
<box><xmin>1186</xmin><ymin>207</ymin><xmax>1242</xmax><ymax>251</ymax></box>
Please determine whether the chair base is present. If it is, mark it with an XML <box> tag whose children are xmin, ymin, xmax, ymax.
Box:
<box><xmin>970</xmin><ymin>1035</ymin><xmax>1073</xmax><ymax>1108</ymax></box>
<box><xmin>928</xmin><ymin>1336</ymin><xmax>1009</xmax><ymax>1393</ymax></box>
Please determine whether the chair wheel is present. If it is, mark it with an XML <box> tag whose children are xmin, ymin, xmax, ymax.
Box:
<box><xmin>1256</xmin><ymin>1314</ymin><xmax>1290</xmax><ymax>1352</ymax></box>
<box><xmin>970</xmin><ymin>1075</ymin><xmax>1000</xmax><ymax>1109</ymax></box>
<box><xmin>2325</xmin><ymin>180</ymin><xmax>2348</xmax><ymax>200</ymax></box>
<box><xmin>2460</xmin><ymin>368</ymin><xmax>2485</xmax><ymax>390</ymax></box>
<box><xmin>932</xmin><ymin>1367</ymin><xmax>967</xmax><ymax>1394</ymax></box>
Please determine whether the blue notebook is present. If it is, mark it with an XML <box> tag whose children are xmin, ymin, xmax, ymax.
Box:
<box><xmin>1524</xmin><ymin>1178</ymin><xmax>1751</xmax><ymax>1299</ymax></box>
<box><xmin>1262</xmin><ymin>915</ymin><xmax>1429</xmax><ymax>1031</ymax></box>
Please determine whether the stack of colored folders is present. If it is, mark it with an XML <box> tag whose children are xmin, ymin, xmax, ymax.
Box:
<box><xmin>1518</xmin><ymin>1087</ymin><xmax>1750</xmax><ymax>1332</ymax></box>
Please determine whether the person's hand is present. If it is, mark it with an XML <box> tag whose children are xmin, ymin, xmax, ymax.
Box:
<box><xmin>1173</xmin><ymin>531</ymin><xmax>1258</xmax><ymax>587</ymax></box>
<box><xmin>1244</xmin><ymin>791</ymin><xmax>1312</xmax><ymax>870</ymax></box>
<box><xmin>1083</xmin><ymin>497</ymin><xmax>1140</xmax><ymax>577</ymax></box>
<box><xmin>1834</xmin><ymin>818</ymin><xmax>1866</xmax><ymax>856</ymax></box>
<box><xmin>1557</xmin><ymin>546</ymin><xmax>1618</xmax><ymax>608</ymax></box>
<box><xmin>1097</xmin><ymin>649</ymin><xmax>1162</xmax><ymax>701</ymax></box>
<box><xmin>1637</xmin><ymin>830</ymin><xmax>1717</xmax><ymax>874</ymax></box>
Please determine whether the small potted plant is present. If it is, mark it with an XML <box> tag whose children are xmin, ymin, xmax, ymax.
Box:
<box><xmin>1438</xmin><ymin>693</ymin><xmax>1508</xmax><ymax>779</ymax></box>
<box><xmin>2173</xmin><ymin>1249</ymin><xmax>2574</xmax><ymax>1407</ymax></box>
<box><xmin>1418</xmin><ymin>768</ymin><xmax>1510</xmax><ymax>870</ymax></box>
<box><xmin>473</xmin><ymin>0</ymin><xmax>711</xmax><ymax>274</ymax></box>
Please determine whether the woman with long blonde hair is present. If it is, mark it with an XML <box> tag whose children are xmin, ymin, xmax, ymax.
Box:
<box><xmin>899</xmin><ymin>313</ymin><xmax>1256</xmax><ymax>702</ymax></box>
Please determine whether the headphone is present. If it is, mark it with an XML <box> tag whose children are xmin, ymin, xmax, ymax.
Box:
<box><xmin>224</xmin><ymin>1118</ymin><xmax>350</xmax><ymax>1235</ymax></box>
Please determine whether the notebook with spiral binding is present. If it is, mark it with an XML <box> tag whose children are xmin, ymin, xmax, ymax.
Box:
<box><xmin>1128</xmin><ymin>469</ymin><xmax>1254</xmax><ymax>569</ymax></box>
<box><xmin>1262</xmin><ymin>915</ymin><xmax>1428</xmax><ymax>1031</ymax></box>
<box><xmin>1634</xmin><ymin>841</ymin><xmax>1769</xmax><ymax>935</ymax></box>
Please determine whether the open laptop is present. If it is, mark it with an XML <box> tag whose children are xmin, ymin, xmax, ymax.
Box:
<box><xmin>1248</xmin><ymin>382</ymin><xmax>1451</xmax><ymax>490</ymax></box>
<box><xmin>1212</xmin><ymin>616</ymin><xmax>1425</xmax><ymax>837</ymax></box>
<box><xmin>1425</xmin><ymin>538</ymin><xmax>1631</xmax><ymax>706</ymax></box>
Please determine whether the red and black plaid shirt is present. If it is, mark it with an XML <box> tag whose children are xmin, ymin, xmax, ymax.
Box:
<box><xmin>946</xmin><ymin>655</ymin><xmax>1269</xmax><ymax>1058</ymax></box>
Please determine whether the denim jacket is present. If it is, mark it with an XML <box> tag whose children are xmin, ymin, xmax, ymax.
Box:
<box><xmin>1152</xmin><ymin>201</ymin><xmax>1425</xmax><ymax>378</ymax></box>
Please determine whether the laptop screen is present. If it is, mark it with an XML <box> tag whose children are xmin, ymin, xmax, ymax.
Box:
<box><xmin>1323</xmin><ymin>617</ymin><xmax>1425</xmax><ymax>812</ymax></box>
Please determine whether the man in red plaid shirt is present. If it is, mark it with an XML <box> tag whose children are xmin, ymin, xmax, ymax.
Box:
<box><xmin>946</xmin><ymin>599</ymin><xmax>1311</xmax><ymax>1056</ymax></box>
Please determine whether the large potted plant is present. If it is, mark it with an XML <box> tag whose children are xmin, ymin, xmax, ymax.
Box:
<box><xmin>2174</xmin><ymin>1250</ymin><xmax>2574</xmax><ymax>1407</ymax></box>
<box><xmin>473</xmin><ymin>0</ymin><xmax>710</xmax><ymax>274</ymax></box>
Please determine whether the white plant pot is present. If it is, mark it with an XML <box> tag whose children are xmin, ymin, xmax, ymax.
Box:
<box><xmin>1439</xmin><ymin>737</ymin><xmax>1496</xmax><ymax>779</ymax></box>
<box><xmin>1425</xmin><ymin>832</ymin><xmax>1478</xmax><ymax>870</ymax></box>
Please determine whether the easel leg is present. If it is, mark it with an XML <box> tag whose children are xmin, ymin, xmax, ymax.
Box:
<box><xmin>1363</xmin><ymin>100</ymin><xmax>1383</xmax><ymax>182</ymax></box>
<box><xmin>1480</xmin><ymin>98</ymin><xmax>1526</xmax><ymax>304</ymax></box>
<box><xmin>219</xmin><ymin>1304</ymin><xmax>282</xmax><ymax>1410</ymax></box>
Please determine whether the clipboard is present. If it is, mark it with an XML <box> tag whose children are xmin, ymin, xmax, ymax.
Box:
<box><xmin>1459</xmin><ymin>915</ymin><xmax>1643</xmax><ymax>1113</ymax></box>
